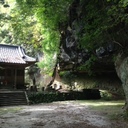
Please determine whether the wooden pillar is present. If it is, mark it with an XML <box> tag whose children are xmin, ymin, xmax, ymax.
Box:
<box><xmin>14</xmin><ymin>69</ymin><xmax>17</xmax><ymax>89</ymax></box>
<box><xmin>23</xmin><ymin>69</ymin><xmax>25</xmax><ymax>87</ymax></box>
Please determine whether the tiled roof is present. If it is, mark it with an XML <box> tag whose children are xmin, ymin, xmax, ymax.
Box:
<box><xmin>0</xmin><ymin>44</ymin><xmax>36</xmax><ymax>65</ymax></box>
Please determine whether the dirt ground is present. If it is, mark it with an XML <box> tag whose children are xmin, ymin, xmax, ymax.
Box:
<box><xmin>0</xmin><ymin>101</ymin><xmax>128</xmax><ymax>128</ymax></box>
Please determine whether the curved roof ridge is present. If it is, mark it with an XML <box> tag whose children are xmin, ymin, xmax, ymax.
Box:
<box><xmin>0</xmin><ymin>44</ymin><xmax>37</xmax><ymax>66</ymax></box>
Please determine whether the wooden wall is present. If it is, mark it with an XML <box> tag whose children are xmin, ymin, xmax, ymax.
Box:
<box><xmin>0</xmin><ymin>68</ymin><xmax>25</xmax><ymax>89</ymax></box>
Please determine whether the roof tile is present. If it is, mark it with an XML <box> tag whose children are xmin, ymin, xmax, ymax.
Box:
<box><xmin>0</xmin><ymin>44</ymin><xmax>36</xmax><ymax>64</ymax></box>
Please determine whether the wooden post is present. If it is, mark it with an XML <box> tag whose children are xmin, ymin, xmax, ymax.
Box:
<box><xmin>14</xmin><ymin>69</ymin><xmax>17</xmax><ymax>89</ymax></box>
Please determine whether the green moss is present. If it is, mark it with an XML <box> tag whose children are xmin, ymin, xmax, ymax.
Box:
<box><xmin>0</xmin><ymin>107</ymin><xmax>22</xmax><ymax>115</ymax></box>
<box><xmin>76</xmin><ymin>100</ymin><xmax>125</xmax><ymax>120</ymax></box>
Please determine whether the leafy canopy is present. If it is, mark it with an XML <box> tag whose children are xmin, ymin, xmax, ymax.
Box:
<box><xmin>1</xmin><ymin>0</ymin><xmax>128</xmax><ymax>74</ymax></box>
<box><xmin>13</xmin><ymin>0</ymin><xmax>73</xmax><ymax>74</ymax></box>
<box><xmin>79</xmin><ymin>0</ymin><xmax>128</xmax><ymax>51</ymax></box>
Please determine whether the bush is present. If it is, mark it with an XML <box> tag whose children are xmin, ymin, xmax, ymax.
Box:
<box><xmin>28</xmin><ymin>89</ymin><xmax>101</xmax><ymax>104</ymax></box>
<box><xmin>100</xmin><ymin>90</ymin><xmax>113</xmax><ymax>100</ymax></box>
<box><xmin>28</xmin><ymin>92</ymin><xmax>63</xmax><ymax>104</ymax></box>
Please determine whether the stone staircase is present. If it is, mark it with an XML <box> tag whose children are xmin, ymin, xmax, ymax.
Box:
<box><xmin>0</xmin><ymin>90</ymin><xmax>29</xmax><ymax>106</ymax></box>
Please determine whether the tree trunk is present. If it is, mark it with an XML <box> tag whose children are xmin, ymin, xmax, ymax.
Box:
<box><xmin>115</xmin><ymin>54</ymin><xmax>128</xmax><ymax>111</ymax></box>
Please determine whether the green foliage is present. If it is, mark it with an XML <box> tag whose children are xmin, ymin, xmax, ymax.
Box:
<box><xmin>60</xmin><ymin>71</ymin><xmax>76</xmax><ymax>80</ymax></box>
<box><xmin>14</xmin><ymin>0</ymin><xmax>73</xmax><ymax>52</ymax></box>
<box><xmin>28</xmin><ymin>90</ymin><xmax>101</xmax><ymax>104</ymax></box>
<box><xmin>13</xmin><ymin>0</ymin><xmax>73</xmax><ymax>75</ymax></box>
<box><xmin>28</xmin><ymin>92</ymin><xmax>59</xmax><ymax>104</ymax></box>
<box><xmin>33</xmin><ymin>0</ymin><xmax>73</xmax><ymax>70</ymax></box>
<box><xmin>79</xmin><ymin>0</ymin><xmax>128</xmax><ymax>50</ymax></box>
<box><xmin>100</xmin><ymin>90</ymin><xmax>113</xmax><ymax>101</ymax></box>
<box><xmin>10</xmin><ymin>5</ymin><xmax>42</xmax><ymax>54</ymax></box>
<box><xmin>78</xmin><ymin>55</ymin><xmax>97</xmax><ymax>75</ymax></box>
<box><xmin>73</xmin><ymin>0</ymin><xmax>128</xmax><ymax>73</ymax></box>
<box><xmin>28</xmin><ymin>92</ymin><xmax>61</xmax><ymax>104</ymax></box>
<box><xmin>0</xmin><ymin>2</ymin><xmax>13</xmax><ymax>45</ymax></box>
<box><xmin>38</xmin><ymin>53</ymin><xmax>57</xmax><ymax>76</ymax></box>
<box><xmin>1</xmin><ymin>0</ymin><xmax>128</xmax><ymax>75</ymax></box>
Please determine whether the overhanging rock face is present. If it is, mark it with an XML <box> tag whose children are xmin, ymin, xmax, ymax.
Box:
<box><xmin>59</xmin><ymin>36</ymin><xmax>115</xmax><ymax>72</ymax></box>
<box><xmin>58</xmin><ymin>27</ymin><xmax>116</xmax><ymax>72</ymax></box>
<box><xmin>58</xmin><ymin>1</ymin><xmax>117</xmax><ymax>73</ymax></box>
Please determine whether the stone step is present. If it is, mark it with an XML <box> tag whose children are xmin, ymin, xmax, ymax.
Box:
<box><xmin>0</xmin><ymin>91</ymin><xmax>28</xmax><ymax>106</ymax></box>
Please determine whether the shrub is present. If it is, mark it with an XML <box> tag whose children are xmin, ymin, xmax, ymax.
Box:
<box><xmin>28</xmin><ymin>89</ymin><xmax>101</xmax><ymax>104</ymax></box>
<box><xmin>100</xmin><ymin>90</ymin><xmax>113</xmax><ymax>100</ymax></box>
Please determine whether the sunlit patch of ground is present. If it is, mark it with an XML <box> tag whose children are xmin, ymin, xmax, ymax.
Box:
<box><xmin>76</xmin><ymin>100</ymin><xmax>125</xmax><ymax>119</ymax></box>
<box><xmin>0</xmin><ymin>100</ymin><xmax>128</xmax><ymax>128</ymax></box>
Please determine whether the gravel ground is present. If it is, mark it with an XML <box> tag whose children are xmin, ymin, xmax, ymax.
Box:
<box><xmin>0</xmin><ymin>101</ymin><xmax>128</xmax><ymax>128</ymax></box>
